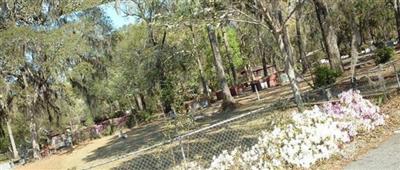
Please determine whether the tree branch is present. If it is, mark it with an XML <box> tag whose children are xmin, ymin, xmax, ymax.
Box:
<box><xmin>282</xmin><ymin>0</ymin><xmax>307</xmax><ymax>26</ymax></box>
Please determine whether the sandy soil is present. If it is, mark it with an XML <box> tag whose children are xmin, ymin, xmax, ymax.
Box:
<box><xmin>16</xmin><ymin>135</ymin><xmax>115</xmax><ymax>170</ymax></box>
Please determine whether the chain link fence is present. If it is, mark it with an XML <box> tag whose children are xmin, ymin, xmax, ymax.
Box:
<box><xmin>82</xmin><ymin>59</ymin><xmax>400</xmax><ymax>170</ymax></box>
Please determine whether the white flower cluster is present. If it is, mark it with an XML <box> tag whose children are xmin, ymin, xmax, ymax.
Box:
<box><xmin>174</xmin><ymin>89</ymin><xmax>385</xmax><ymax>170</ymax></box>
<box><xmin>323</xmin><ymin>89</ymin><xmax>385</xmax><ymax>131</ymax></box>
<box><xmin>208</xmin><ymin>149</ymin><xmax>238</xmax><ymax>170</ymax></box>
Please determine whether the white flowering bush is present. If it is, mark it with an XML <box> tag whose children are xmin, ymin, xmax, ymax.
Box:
<box><xmin>173</xmin><ymin>89</ymin><xmax>386</xmax><ymax>170</ymax></box>
<box><xmin>323</xmin><ymin>89</ymin><xmax>384</xmax><ymax>131</ymax></box>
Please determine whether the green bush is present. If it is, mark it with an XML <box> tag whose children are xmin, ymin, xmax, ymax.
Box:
<box><xmin>112</xmin><ymin>110</ymin><xmax>125</xmax><ymax>118</ymax></box>
<box><xmin>93</xmin><ymin>115</ymin><xmax>106</xmax><ymax>124</ymax></box>
<box><xmin>0</xmin><ymin>136</ymin><xmax>10</xmax><ymax>155</ymax></box>
<box><xmin>314</xmin><ymin>66</ymin><xmax>341</xmax><ymax>87</ymax></box>
<box><xmin>126</xmin><ymin>114</ymin><xmax>137</xmax><ymax>128</ymax></box>
<box><xmin>138</xmin><ymin>111</ymin><xmax>152</xmax><ymax>122</ymax></box>
<box><xmin>374</xmin><ymin>46</ymin><xmax>394</xmax><ymax>65</ymax></box>
<box><xmin>373</xmin><ymin>41</ymin><xmax>385</xmax><ymax>49</ymax></box>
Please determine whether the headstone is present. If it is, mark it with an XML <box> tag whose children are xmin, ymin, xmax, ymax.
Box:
<box><xmin>66</xmin><ymin>129</ymin><xmax>73</xmax><ymax>147</ymax></box>
<box><xmin>168</xmin><ymin>109</ymin><xmax>177</xmax><ymax>119</ymax></box>
<box><xmin>279</xmin><ymin>73</ymin><xmax>289</xmax><ymax>85</ymax></box>
<box><xmin>200</xmin><ymin>99</ymin><xmax>209</xmax><ymax>108</ymax></box>
<box><xmin>261</xmin><ymin>82</ymin><xmax>268</xmax><ymax>89</ymax></box>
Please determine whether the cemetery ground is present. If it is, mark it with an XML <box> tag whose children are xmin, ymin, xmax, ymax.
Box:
<box><xmin>15</xmin><ymin>54</ymin><xmax>400</xmax><ymax>170</ymax></box>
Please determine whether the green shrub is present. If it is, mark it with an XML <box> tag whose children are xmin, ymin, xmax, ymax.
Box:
<box><xmin>314</xmin><ymin>66</ymin><xmax>341</xmax><ymax>87</ymax></box>
<box><xmin>112</xmin><ymin>110</ymin><xmax>125</xmax><ymax>118</ymax></box>
<box><xmin>138</xmin><ymin>111</ymin><xmax>152</xmax><ymax>122</ymax></box>
<box><xmin>93</xmin><ymin>115</ymin><xmax>106</xmax><ymax>124</ymax></box>
<box><xmin>374</xmin><ymin>46</ymin><xmax>394</xmax><ymax>64</ymax></box>
<box><xmin>373</xmin><ymin>41</ymin><xmax>385</xmax><ymax>49</ymax></box>
<box><xmin>126</xmin><ymin>114</ymin><xmax>137</xmax><ymax>128</ymax></box>
<box><xmin>0</xmin><ymin>137</ymin><xmax>10</xmax><ymax>156</ymax></box>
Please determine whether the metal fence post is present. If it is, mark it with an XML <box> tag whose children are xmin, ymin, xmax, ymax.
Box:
<box><xmin>178</xmin><ymin>137</ymin><xmax>187</xmax><ymax>169</ymax></box>
<box><xmin>392</xmin><ymin>63</ymin><xmax>400</xmax><ymax>89</ymax></box>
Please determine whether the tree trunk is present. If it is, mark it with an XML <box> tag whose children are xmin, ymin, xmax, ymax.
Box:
<box><xmin>256</xmin><ymin>27</ymin><xmax>269</xmax><ymax>77</ymax></box>
<box><xmin>350</xmin><ymin>29</ymin><xmax>360</xmax><ymax>88</ymax></box>
<box><xmin>274</xmin><ymin>9</ymin><xmax>304</xmax><ymax>112</ymax></box>
<box><xmin>139</xmin><ymin>93</ymin><xmax>146</xmax><ymax>110</ymax></box>
<box><xmin>135</xmin><ymin>94</ymin><xmax>144</xmax><ymax>111</ymax></box>
<box><xmin>222</xmin><ymin>28</ymin><xmax>238</xmax><ymax>86</ymax></box>
<box><xmin>244</xmin><ymin>65</ymin><xmax>252</xmax><ymax>82</ymax></box>
<box><xmin>190</xmin><ymin>24</ymin><xmax>210</xmax><ymax>98</ymax></box>
<box><xmin>207</xmin><ymin>24</ymin><xmax>235</xmax><ymax>108</ymax></box>
<box><xmin>271</xmin><ymin>53</ymin><xmax>277</xmax><ymax>70</ymax></box>
<box><xmin>313</xmin><ymin>0</ymin><xmax>343</xmax><ymax>72</ymax></box>
<box><xmin>395</xmin><ymin>0</ymin><xmax>400</xmax><ymax>43</ymax></box>
<box><xmin>22</xmin><ymin>73</ymin><xmax>40</xmax><ymax>159</ymax></box>
<box><xmin>237</xmin><ymin>31</ymin><xmax>253</xmax><ymax>82</ymax></box>
<box><xmin>295</xmin><ymin>6</ymin><xmax>309</xmax><ymax>73</ymax></box>
<box><xmin>261</xmin><ymin>57</ymin><xmax>268</xmax><ymax>77</ymax></box>
<box><xmin>248</xmin><ymin>64</ymin><xmax>256</xmax><ymax>81</ymax></box>
<box><xmin>159</xmin><ymin>75</ymin><xmax>173</xmax><ymax>116</ymax></box>
<box><xmin>151</xmin><ymin>28</ymin><xmax>172</xmax><ymax>116</ymax></box>
<box><xmin>29</xmin><ymin>116</ymin><xmax>40</xmax><ymax>159</ymax></box>
<box><xmin>6</xmin><ymin>118</ymin><xmax>19</xmax><ymax>159</ymax></box>
<box><xmin>3</xmin><ymin>83</ymin><xmax>18</xmax><ymax>159</ymax></box>
<box><xmin>196</xmin><ymin>56</ymin><xmax>210</xmax><ymax>97</ymax></box>
<box><xmin>147</xmin><ymin>24</ymin><xmax>157</xmax><ymax>46</ymax></box>
<box><xmin>349</xmin><ymin>8</ymin><xmax>361</xmax><ymax>88</ymax></box>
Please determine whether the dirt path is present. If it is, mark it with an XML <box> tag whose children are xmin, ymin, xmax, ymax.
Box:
<box><xmin>16</xmin><ymin>135</ymin><xmax>115</xmax><ymax>170</ymax></box>
<box><xmin>344</xmin><ymin>133</ymin><xmax>400</xmax><ymax>170</ymax></box>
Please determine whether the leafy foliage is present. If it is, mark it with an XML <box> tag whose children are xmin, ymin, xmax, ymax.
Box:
<box><xmin>374</xmin><ymin>46</ymin><xmax>394</xmax><ymax>64</ymax></box>
<box><xmin>314</xmin><ymin>66</ymin><xmax>341</xmax><ymax>88</ymax></box>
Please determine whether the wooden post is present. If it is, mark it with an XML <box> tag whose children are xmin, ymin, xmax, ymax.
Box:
<box><xmin>392</xmin><ymin>63</ymin><xmax>400</xmax><ymax>89</ymax></box>
<box><xmin>378</xmin><ymin>64</ymin><xmax>388</xmax><ymax>100</ymax></box>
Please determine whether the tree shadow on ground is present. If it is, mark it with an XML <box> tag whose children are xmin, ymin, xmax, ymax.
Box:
<box><xmin>82</xmin><ymin>121</ymin><xmax>165</xmax><ymax>163</ymax></box>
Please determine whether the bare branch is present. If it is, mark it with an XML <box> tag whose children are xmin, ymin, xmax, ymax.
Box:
<box><xmin>230</xmin><ymin>8</ymin><xmax>274</xmax><ymax>31</ymax></box>
<box><xmin>282</xmin><ymin>0</ymin><xmax>307</xmax><ymax>26</ymax></box>
<box><xmin>227</xmin><ymin>19</ymin><xmax>269</xmax><ymax>29</ymax></box>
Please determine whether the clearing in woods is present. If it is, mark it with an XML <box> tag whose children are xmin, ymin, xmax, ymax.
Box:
<box><xmin>16</xmin><ymin>54</ymin><xmax>400</xmax><ymax>170</ymax></box>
